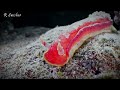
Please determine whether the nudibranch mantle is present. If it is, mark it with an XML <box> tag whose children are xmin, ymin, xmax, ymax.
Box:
<box><xmin>40</xmin><ymin>11</ymin><xmax>117</xmax><ymax>66</ymax></box>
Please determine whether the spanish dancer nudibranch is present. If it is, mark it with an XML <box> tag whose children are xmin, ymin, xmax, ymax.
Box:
<box><xmin>40</xmin><ymin>11</ymin><xmax>117</xmax><ymax>67</ymax></box>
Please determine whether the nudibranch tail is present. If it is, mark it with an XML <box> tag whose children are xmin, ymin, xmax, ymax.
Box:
<box><xmin>43</xmin><ymin>11</ymin><xmax>116</xmax><ymax>66</ymax></box>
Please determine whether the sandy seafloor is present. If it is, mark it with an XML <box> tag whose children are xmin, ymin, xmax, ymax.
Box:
<box><xmin>0</xmin><ymin>25</ymin><xmax>120</xmax><ymax>79</ymax></box>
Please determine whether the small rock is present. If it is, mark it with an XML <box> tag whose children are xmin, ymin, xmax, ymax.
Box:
<box><xmin>94</xmin><ymin>70</ymin><xmax>101</xmax><ymax>75</ymax></box>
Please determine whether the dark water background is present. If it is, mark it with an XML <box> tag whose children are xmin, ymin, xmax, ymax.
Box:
<box><xmin>0</xmin><ymin>9</ymin><xmax>115</xmax><ymax>28</ymax></box>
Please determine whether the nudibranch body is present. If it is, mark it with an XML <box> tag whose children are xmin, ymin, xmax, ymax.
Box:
<box><xmin>40</xmin><ymin>11</ymin><xmax>117</xmax><ymax>66</ymax></box>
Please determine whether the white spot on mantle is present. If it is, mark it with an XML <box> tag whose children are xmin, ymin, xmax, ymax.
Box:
<box><xmin>57</xmin><ymin>42</ymin><xmax>65</xmax><ymax>56</ymax></box>
<box><xmin>63</xmin><ymin>32</ymin><xmax>70</xmax><ymax>39</ymax></box>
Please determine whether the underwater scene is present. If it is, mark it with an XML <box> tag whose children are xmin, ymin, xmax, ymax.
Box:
<box><xmin>0</xmin><ymin>9</ymin><xmax>120</xmax><ymax>79</ymax></box>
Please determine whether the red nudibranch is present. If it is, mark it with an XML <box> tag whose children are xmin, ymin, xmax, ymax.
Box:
<box><xmin>40</xmin><ymin>12</ymin><xmax>117</xmax><ymax>66</ymax></box>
